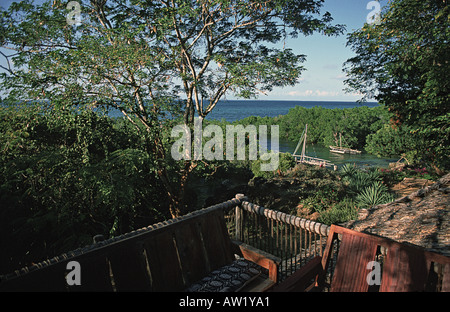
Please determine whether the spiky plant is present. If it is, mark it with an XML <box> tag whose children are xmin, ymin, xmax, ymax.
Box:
<box><xmin>340</xmin><ymin>163</ymin><xmax>357</xmax><ymax>177</ymax></box>
<box><xmin>356</xmin><ymin>181</ymin><xmax>395</xmax><ymax>209</ymax></box>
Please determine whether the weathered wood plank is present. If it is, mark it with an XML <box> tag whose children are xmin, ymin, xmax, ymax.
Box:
<box><xmin>107</xmin><ymin>242</ymin><xmax>151</xmax><ymax>291</ymax></box>
<box><xmin>0</xmin><ymin>199</ymin><xmax>251</xmax><ymax>292</ymax></box>
<box><xmin>380</xmin><ymin>245</ymin><xmax>430</xmax><ymax>292</ymax></box>
<box><xmin>233</xmin><ymin>241</ymin><xmax>280</xmax><ymax>283</ymax></box>
<box><xmin>70</xmin><ymin>255</ymin><xmax>113</xmax><ymax>291</ymax></box>
<box><xmin>143</xmin><ymin>231</ymin><xmax>185</xmax><ymax>291</ymax></box>
<box><xmin>330</xmin><ymin>232</ymin><xmax>378</xmax><ymax>292</ymax></box>
<box><xmin>441</xmin><ymin>263</ymin><xmax>450</xmax><ymax>292</ymax></box>
<box><xmin>197</xmin><ymin>210</ymin><xmax>234</xmax><ymax>270</ymax></box>
<box><xmin>173</xmin><ymin>219</ymin><xmax>210</xmax><ymax>286</ymax></box>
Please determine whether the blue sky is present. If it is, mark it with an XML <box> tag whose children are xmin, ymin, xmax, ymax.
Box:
<box><xmin>264</xmin><ymin>0</ymin><xmax>388</xmax><ymax>102</ymax></box>
<box><xmin>0</xmin><ymin>0</ymin><xmax>387</xmax><ymax>102</ymax></box>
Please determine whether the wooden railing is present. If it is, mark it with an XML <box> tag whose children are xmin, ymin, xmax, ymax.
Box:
<box><xmin>0</xmin><ymin>194</ymin><xmax>331</xmax><ymax>290</ymax></box>
<box><xmin>227</xmin><ymin>194</ymin><xmax>331</xmax><ymax>282</ymax></box>
<box><xmin>0</xmin><ymin>198</ymin><xmax>244</xmax><ymax>291</ymax></box>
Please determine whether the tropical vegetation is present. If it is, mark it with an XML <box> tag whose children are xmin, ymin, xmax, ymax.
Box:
<box><xmin>0</xmin><ymin>0</ymin><xmax>448</xmax><ymax>275</ymax></box>
<box><xmin>0</xmin><ymin>0</ymin><xmax>344</xmax><ymax>218</ymax></box>
<box><xmin>344</xmin><ymin>0</ymin><xmax>449</xmax><ymax>172</ymax></box>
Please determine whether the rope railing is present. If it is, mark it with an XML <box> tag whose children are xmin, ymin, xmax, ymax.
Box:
<box><xmin>0</xmin><ymin>197</ymin><xmax>243</xmax><ymax>285</ymax></box>
<box><xmin>1</xmin><ymin>194</ymin><xmax>330</xmax><ymax>289</ymax></box>
<box><xmin>230</xmin><ymin>194</ymin><xmax>331</xmax><ymax>282</ymax></box>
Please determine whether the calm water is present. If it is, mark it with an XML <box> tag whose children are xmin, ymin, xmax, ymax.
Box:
<box><xmin>205</xmin><ymin>100</ymin><xmax>380</xmax><ymax>122</ymax></box>
<box><xmin>205</xmin><ymin>100</ymin><xmax>396</xmax><ymax>168</ymax></box>
<box><xmin>278</xmin><ymin>140</ymin><xmax>397</xmax><ymax>169</ymax></box>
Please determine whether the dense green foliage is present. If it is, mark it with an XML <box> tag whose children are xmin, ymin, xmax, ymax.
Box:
<box><xmin>288</xmin><ymin>163</ymin><xmax>395</xmax><ymax>225</ymax></box>
<box><xmin>0</xmin><ymin>0</ymin><xmax>346</xmax><ymax>272</ymax></box>
<box><xmin>364</xmin><ymin>124</ymin><xmax>424</xmax><ymax>162</ymax></box>
<box><xmin>276</xmin><ymin>105</ymin><xmax>388</xmax><ymax>149</ymax></box>
<box><xmin>344</xmin><ymin>0</ymin><xmax>450</xmax><ymax>171</ymax></box>
<box><xmin>0</xmin><ymin>102</ymin><xmax>443</xmax><ymax>272</ymax></box>
<box><xmin>0</xmin><ymin>0</ymin><xmax>344</xmax><ymax>217</ymax></box>
<box><xmin>0</xmin><ymin>106</ymin><xmax>171</xmax><ymax>272</ymax></box>
<box><xmin>340</xmin><ymin>164</ymin><xmax>395</xmax><ymax>209</ymax></box>
<box><xmin>251</xmin><ymin>152</ymin><xmax>295</xmax><ymax>179</ymax></box>
<box><xmin>223</xmin><ymin>104</ymin><xmax>390</xmax><ymax>150</ymax></box>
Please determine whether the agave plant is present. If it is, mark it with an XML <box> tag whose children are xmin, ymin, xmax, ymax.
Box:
<box><xmin>340</xmin><ymin>163</ymin><xmax>357</xmax><ymax>177</ymax></box>
<box><xmin>343</xmin><ymin>167</ymin><xmax>383</xmax><ymax>195</ymax></box>
<box><xmin>356</xmin><ymin>181</ymin><xmax>395</xmax><ymax>209</ymax></box>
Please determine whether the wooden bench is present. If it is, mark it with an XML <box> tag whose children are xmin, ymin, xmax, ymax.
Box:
<box><xmin>0</xmin><ymin>199</ymin><xmax>280</xmax><ymax>292</ymax></box>
<box><xmin>273</xmin><ymin>224</ymin><xmax>450</xmax><ymax>292</ymax></box>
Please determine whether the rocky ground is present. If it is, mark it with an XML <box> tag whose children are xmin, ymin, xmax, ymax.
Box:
<box><xmin>391</xmin><ymin>177</ymin><xmax>435</xmax><ymax>197</ymax></box>
<box><xmin>202</xmin><ymin>167</ymin><xmax>449</xmax><ymax>256</ymax></box>
<box><xmin>344</xmin><ymin>173</ymin><xmax>450</xmax><ymax>256</ymax></box>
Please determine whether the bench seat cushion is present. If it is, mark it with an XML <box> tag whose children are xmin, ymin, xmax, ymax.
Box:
<box><xmin>185</xmin><ymin>259</ymin><xmax>267</xmax><ymax>292</ymax></box>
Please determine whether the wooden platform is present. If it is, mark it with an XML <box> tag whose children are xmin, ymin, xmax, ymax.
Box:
<box><xmin>0</xmin><ymin>198</ymin><xmax>280</xmax><ymax>292</ymax></box>
<box><xmin>273</xmin><ymin>224</ymin><xmax>450</xmax><ymax>292</ymax></box>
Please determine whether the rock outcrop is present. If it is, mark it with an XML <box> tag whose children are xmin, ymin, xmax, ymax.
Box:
<box><xmin>344</xmin><ymin>173</ymin><xmax>450</xmax><ymax>256</ymax></box>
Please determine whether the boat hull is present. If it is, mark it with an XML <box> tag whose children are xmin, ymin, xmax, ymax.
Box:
<box><xmin>329</xmin><ymin>146</ymin><xmax>361</xmax><ymax>154</ymax></box>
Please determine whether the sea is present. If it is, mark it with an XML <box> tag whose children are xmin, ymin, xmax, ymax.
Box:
<box><xmin>203</xmin><ymin>100</ymin><xmax>397</xmax><ymax>168</ymax></box>
<box><xmin>205</xmin><ymin>99</ymin><xmax>380</xmax><ymax>122</ymax></box>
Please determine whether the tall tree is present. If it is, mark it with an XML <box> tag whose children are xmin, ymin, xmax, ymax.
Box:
<box><xmin>344</xmin><ymin>0</ymin><xmax>449</xmax><ymax>171</ymax></box>
<box><xmin>0</xmin><ymin>0</ymin><xmax>344</xmax><ymax>217</ymax></box>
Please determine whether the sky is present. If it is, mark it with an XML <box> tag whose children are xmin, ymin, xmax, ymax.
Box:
<box><xmin>263</xmin><ymin>0</ymin><xmax>388</xmax><ymax>102</ymax></box>
<box><xmin>0</xmin><ymin>0</ymin><xmax>388</xmax><ymax>102</ymax></box>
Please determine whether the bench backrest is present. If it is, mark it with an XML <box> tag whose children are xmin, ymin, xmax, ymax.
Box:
<box><xmin>0</xmin><ymin>201</ymin><xmax>238</xmax><ymax>292</ymax></box>
<box><xmin>322</xmin><ymin>225</ymin><xmax>450</xmax><ymax>292</ymax></box>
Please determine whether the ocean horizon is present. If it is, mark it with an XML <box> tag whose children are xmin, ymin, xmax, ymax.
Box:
<box><xmin>1</xmin><ymin>99</ymin><xmax>379</xmax><ymax>123</ymax></box>
<box><xmin>205</xmin><ymin>99</ymin><xmax>379</xmax><ymax>122</ymax></box>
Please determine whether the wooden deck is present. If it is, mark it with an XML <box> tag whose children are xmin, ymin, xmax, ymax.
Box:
<box><xmin>1</xmin><ymin>195</ymin><xmax>449</xmax><ymax>292</ymax></box>
<box><xmin>0</xmin><ymin>196</ymin><xmax>279</xmax><ymax>292</ymax></box>
<box><xmin>273</xmin><ymin>224</ymin><xmax>450</xmax><ymax>292</ymax></box>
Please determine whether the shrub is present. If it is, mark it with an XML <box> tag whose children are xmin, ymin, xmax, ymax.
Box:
<box><xmin>250</xmin><ymin>152</ymin><xmax>295</xmax><ymax>179</ymax></box>
<box><xmin>340</xmin><ymin>163</ymin><xmax>357</xmax><ymax>177</ymax></box>
<box><xmin>317</xmin><ymin>198</ymin><xmax>358</xmax><ymax>225</ymax></box>
<box><xmin>0</xmin><ymin>108</ymin><xmax>168</xmax><ymax>273</ymax></box>
<box><xmin>355</xmin><ymin>181</ymin><xmax>395</xmax><ymax>209</ymax></box>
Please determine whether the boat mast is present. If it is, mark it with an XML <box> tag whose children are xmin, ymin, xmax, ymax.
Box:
<box><xmin>302</xmin><ymin>124</ymin><xmax>307</xmax><ymax>162</ymax></box>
